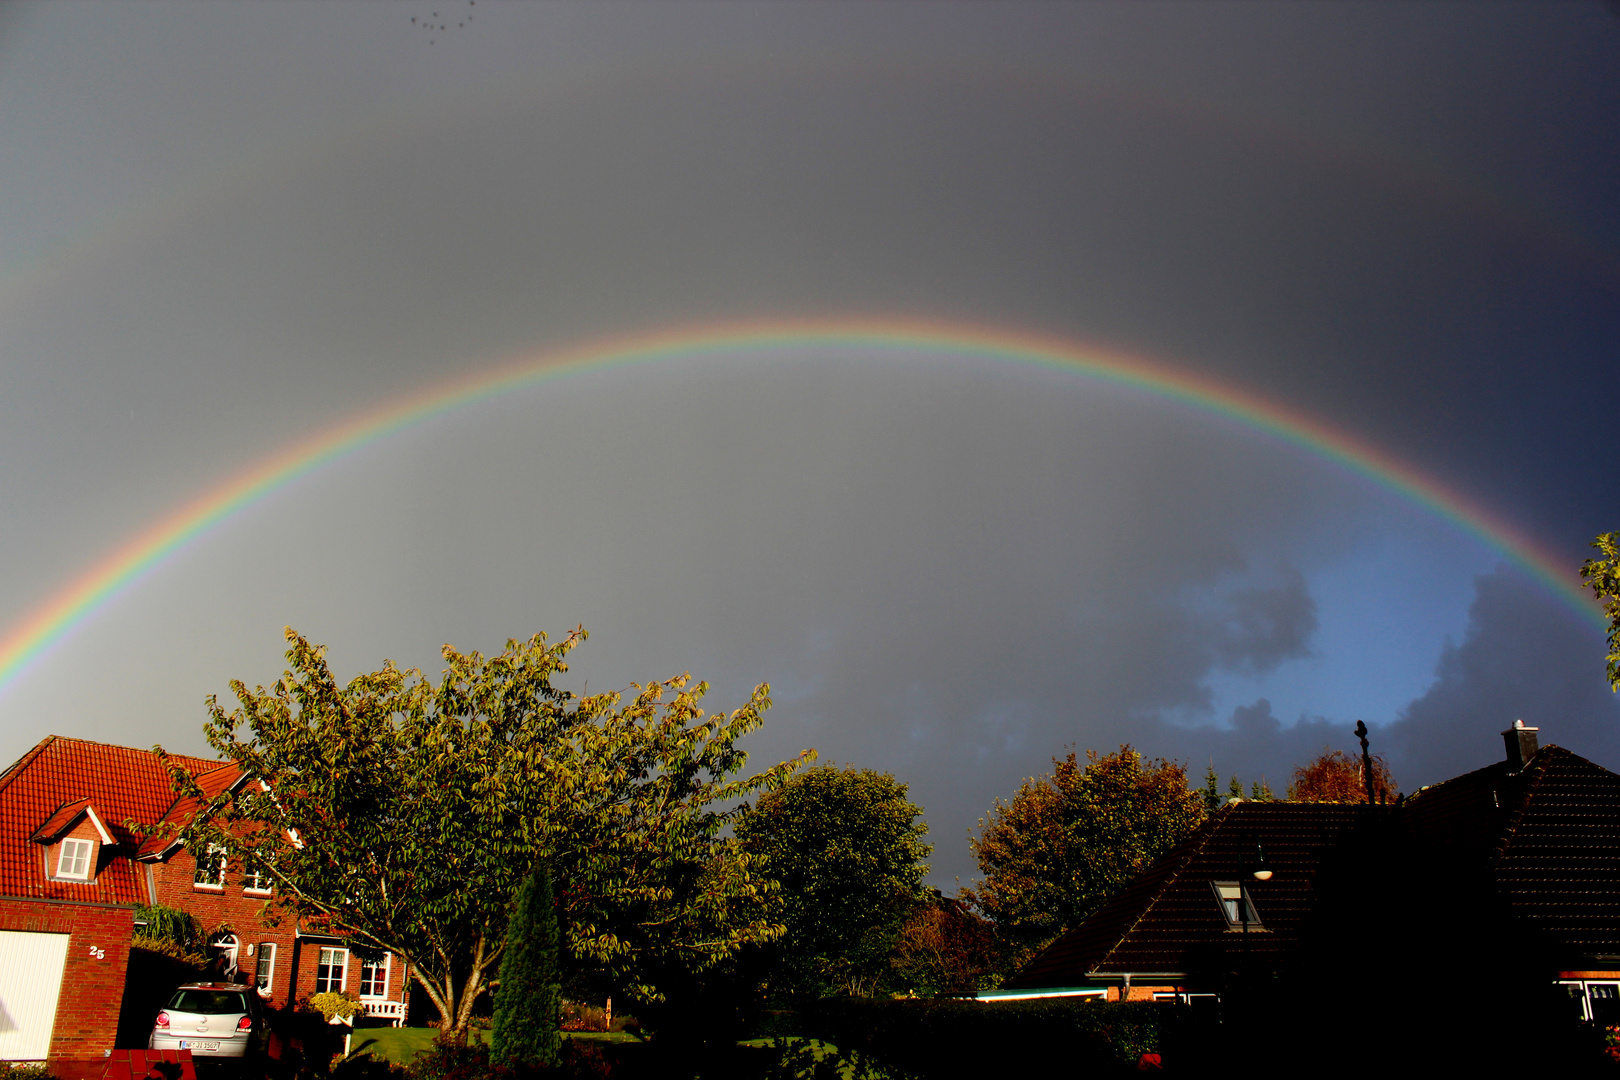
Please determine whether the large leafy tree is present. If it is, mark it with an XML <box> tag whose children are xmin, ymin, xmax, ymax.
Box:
<box><xmin>965</xmin><ymin>746</ymin><xmax>1204</xmax><ymax>961</ymax></box>
<box><xmin>735</xmin><ymin>764</ymin><xmax>931</xmax><ymax>998</ymax></box>
<box><xmin>159</xmin><ymin>627</ymin><xmax>806</xmax><ymax>1035</ymax></box>
<box><xmin>1581</xmin><ymin>532</ymin><xmax>1620</xmax><ymax>692</ymax></box>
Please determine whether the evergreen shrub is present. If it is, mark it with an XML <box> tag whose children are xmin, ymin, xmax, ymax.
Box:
<box><xmin>491</xmin><ymin>862</ymin><xmax>563</xmax><ymax>1069</ymax></box>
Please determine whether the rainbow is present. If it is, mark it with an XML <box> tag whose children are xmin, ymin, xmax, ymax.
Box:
<box><xmin>0</xmin><ymin>317</ymin><xmax>1601</xmax><ymax>696</ymax></box>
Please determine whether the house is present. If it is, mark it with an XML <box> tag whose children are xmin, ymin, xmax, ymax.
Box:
<box><xmin>1402</xmin><ymin>722</ymin><xmax>1620</xmax><ymax>1025</ymax></box>
<box><xmin>992</xmin><ymin>800</ymin><xmax>1365</xmax><ymax>1003</ymax></box>
<box><xmin>0</xmin><ymin>736</ymin><xmax>410</xmax><ymax>1071</ymax></box>
<box><xmin>997</xmin><ymin>722</ymin><xmax>1620</xmax><ymax>1018</ymax></box>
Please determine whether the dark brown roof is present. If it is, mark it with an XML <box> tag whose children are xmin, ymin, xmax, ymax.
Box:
<box><xmin>1405</xmin><ymin>743</ymin><xmax>1620</xmax><ymax>963</ymax></box>
<box><xmin>1005</xmin><ymin>802</ymin><xmax>1364</xmax><ymax>987</ymax></box>
<box><xmin>0</xmin><ymin>736</ymin><xmax>218</xmax><ymax>903</ymax></box>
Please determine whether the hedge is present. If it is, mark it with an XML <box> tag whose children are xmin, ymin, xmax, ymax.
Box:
<box><xmin>797</xmin><ymin>997</ymin><xmax>1196</xmax><ymax>1077</ymax></box>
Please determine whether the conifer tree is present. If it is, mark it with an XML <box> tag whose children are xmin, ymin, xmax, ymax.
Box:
<box><xmin>492</xmin><ymin>862</ymin><xmax>562</xmax><ymax>1069</ymax></box>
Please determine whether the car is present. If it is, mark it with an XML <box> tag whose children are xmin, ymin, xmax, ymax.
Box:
<box><xmin>148</xmin><ymin>982</ymin><xmax>269</xmax><ymax>1059</ymax></box>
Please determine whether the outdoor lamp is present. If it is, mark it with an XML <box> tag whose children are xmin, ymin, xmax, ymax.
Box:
<box><xmin>1250</xmin><ymin>843</ymin><xmax>1273</xmax><ymax>881</ymax></box>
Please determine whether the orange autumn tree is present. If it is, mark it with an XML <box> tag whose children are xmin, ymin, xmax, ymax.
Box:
<box><xmin>1289</xmin><ymin>748</ymin><xmax>1397</xmax><ymax>803</ymax></box>
<box><xmin>966</xmin><ymin>746</ymin><xmax>1204</xmax><ymax>961</ymax></box>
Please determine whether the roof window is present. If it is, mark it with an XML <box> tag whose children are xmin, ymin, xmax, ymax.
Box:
<box><xmin>1211</xmin><ymin>881</ymin><xmax>1261</xmax><ymax>929</ymax></box>
<box><xmin>54</xmin><ymin>837</ymin><xmax>95</xmax><ymax>881</ymax></box>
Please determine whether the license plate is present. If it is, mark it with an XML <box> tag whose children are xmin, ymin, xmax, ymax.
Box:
<box><xmin>179</xmin><ymin>1041</ymin><xmax>219</xmax><ymax>1051</ymax></box>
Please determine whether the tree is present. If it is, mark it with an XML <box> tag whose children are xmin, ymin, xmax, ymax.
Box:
<box><xmin>1288</xmin><ymin>748</ymin><xmax>1397</xmax><ymax>803</ymax></box>
<box><xmin>161</xmin><ymin>627</ymin><xmax>807</xmax><ymax>1036</ymax></box>
<box><xmin>888</xmin><ymin>895</ymin><xmax>998</xmax><ymax>997</ymax></box>
<box><xmin>964</xmin><ymin>746</ymin><xmax>1204</xmax><ymax>961</ymax></box>
<box><xmin>492</xmin><ymin>862</ymin><xmax>562</xmax><ymax>1069</ymax></box>
<box><xmin>1581</xmin><ymin>532</ymin><xmax>1620</xmax><ymax>691</ymax></box>
<box><xmin>734</xmin><ymin>764</ymin><xmax>931</xmax><ymax>998</ymax></box>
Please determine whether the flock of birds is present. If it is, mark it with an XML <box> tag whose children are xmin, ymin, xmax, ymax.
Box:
<box><xmin>410</xmin><ymin>0</ymin><xmax>475</xmax><ymax>46</ymax></box>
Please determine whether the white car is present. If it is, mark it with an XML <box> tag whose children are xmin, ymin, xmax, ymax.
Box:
<box><xmin>148</xmin><ymin>983</ymin><xmax>269</xmax><ymax>1059</ymax></box>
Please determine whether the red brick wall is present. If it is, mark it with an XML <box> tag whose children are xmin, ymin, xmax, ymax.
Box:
<box><xmin>0</xmin><ymin>897</ymin><xmax>133</xmax><ymax>1064</ymax></box>
<box><xmin>149</xmin><ymin>849</ymin><xmax>406</xmax><ymax>1018</ymax></box>
<box><xmin>149</xmin><ymin>848</ymin><xmax>299</xmax><ymax>1008</ymax></box>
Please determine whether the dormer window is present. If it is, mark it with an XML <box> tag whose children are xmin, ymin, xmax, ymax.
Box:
<box><xmin>1212</xmin><ymin>881</ymin><xmax>1261</xmax><ymax>929</ymax></box>
<box><xmin>55</xmin><ymin>838</ymin><xmax>94</xmax><ymax>880</ymax></box>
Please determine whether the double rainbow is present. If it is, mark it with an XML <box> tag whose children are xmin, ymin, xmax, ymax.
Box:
<box><xmin>0</xmin><ymin>318</ymin><xmax>1598</xmax><ymax>697</ymax></box>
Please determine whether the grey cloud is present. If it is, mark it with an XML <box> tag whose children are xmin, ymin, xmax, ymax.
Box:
<box><xmin>1387</xmin><ymin>568</ymin><xmax>1620</xmax><ymax>787</ymax></box>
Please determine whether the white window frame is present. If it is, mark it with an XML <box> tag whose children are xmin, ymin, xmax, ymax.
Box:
<box><xmin>316</xmin><ymin>947</ymin><xmax>348</xmax><ymax>994</ymax></box>
<box><xmin>193</xmin><ymin>843</ymin><xmax>227</xmax><ymax>890</ymax></box>
<box><xmin>254</xmin><ymin>942</ymin><xmax>276</xmax><ymax>997</ymax></box>
<box><xmin>242</xmin><ymin>857</ymin><xmax>272</xmax><ymax>894</ymax></box>
<box><xmin>53</xmin><ymin>837</ymin><xmax>95</xmax><ymax>881</ymax></box>
<box><xmin>358</xmin><ymin>954</ymin><xmax>391</xmax><ymax>999</ymax></box>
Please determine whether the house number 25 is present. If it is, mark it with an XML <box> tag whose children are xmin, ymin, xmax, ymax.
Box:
<box><xmin>88</xmin><ymin>945</ymin><xmax>105</xmax><ymax>959</ymax></box>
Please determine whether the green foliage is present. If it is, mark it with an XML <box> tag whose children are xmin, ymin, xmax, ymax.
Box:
<box><xmin>800</xmin><ymin>998</ymin><xmax>1187</xmax><ymax>1078</ymax></box>
<box><xmin>160</xmin><ymin>627</ymin><xmax>807</xmax><ymax>1036</ymax></box>
<box><xmin>133</xmin><ymin>903</ymin><xmax>203</xmax><ymax>953</ymax></box>
<box><xmin>1248</xmin><ymin>778</ymin><xmax>1275</xmax><ymax>802</ymax></box>
<box><xmin>0</xmin><ymin>1064</ymin><xmax>57</xmax><ymax>1080</ymax></box>
<box><xmin>1581</xmin><ymin>532</ymin><xmax>1620</xmax><ymax>691</ymax></box>
<box><xmin>1201</xmin><ymin>762</ymin><xmax>1221</xmax><ymax>812</ymax></box>
<box><xmin>309</xmin><ymin>991</ymin><xmax>364</xmax><ymax>1022</ymax></box>
<box><xmin>736</xmin><ymin>764</ymin><xmax>931</xmax><ymax>998</ymax></box>
<box><xmin>887</xmin><ymin>897</ymin><xmax>998</xmax><ymax>997</ymax></box>
<box><xmin>492</xmin><ymin>863</ymin><xmax>563</xmax><ymax>1069</ymax></box>
<box><xmin>965</xmin><ymin>746</ymin><xmax>1205</xmax><ymax>961</ymax></box>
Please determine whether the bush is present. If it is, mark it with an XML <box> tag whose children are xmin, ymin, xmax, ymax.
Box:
<box><xmin>133</xmin><ymin>904</ymin><xmax>205</xmax><ymax>953</ymax></box>
<box><xmin>308</xmin><ymin>991</ymin><xmax>365</xmax><ymax>1022</ymax></box>
<box><xmin>402</xmin><ymin>1034</ymin><xmax>614</xmax><ymax>1080</ymax></box>
<box><xmin>799</xmin><ymin>998</ymin><xmax>1186</xmax><ymax>1078</ymax></box>
<box><xmin>0</xmin><ymin>1064</ymin><xmax>56</xmax><ymax>1080</ymax></box>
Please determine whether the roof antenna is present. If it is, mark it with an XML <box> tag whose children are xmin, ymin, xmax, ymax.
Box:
<box><xmin>1355</xmin><ymin>720</ymin><xmax>1376</xmax><ymax>806</ymax></box>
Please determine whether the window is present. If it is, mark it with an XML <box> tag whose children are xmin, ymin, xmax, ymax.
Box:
<box><xmin>1591</xmin><ymin>984</ymin><xmax>1620</xmax><ymax>1026</ymax></box>
<box><xmin>242</xmin><ymin>857</ymin><xmax>271</xmax><ymax>893</ymax></box>
<box><xmin>316</xmin><ymin>947</ymin><xmax>348</xmax><ymax>994</ymax></box>
<box><xmin>55</xmin><ymin>838</ymin><xmax>94</xmax><ymax>880</ymax></box>
<box><xmin>254</xmin><ymin>943</ymin><xmax>276</xmax><ymax>996</ymax></box>
<box><xmin>193</xmin><ymin>844</ymin><xmax>226</xmax><ymax>888</ymax></box>
<box><xmin>359</xmin><ymin>957</ymin><xmax>389</xmax><ymax>998</ymax></box>
<box><xmin>1211</xmin><ymin>881</ymin><xmax>1261</xmax><ymax>929</ymax></box>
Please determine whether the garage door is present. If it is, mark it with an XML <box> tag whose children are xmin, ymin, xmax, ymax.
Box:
<box><xmin>0</xmin><ymin>931</ymin><xmax>69</xmax><ymax>1060</ymax></box>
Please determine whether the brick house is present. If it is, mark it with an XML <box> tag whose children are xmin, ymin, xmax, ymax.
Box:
<box><xmin>995</xmin><ymin>723</ymin><xmax>1620</xmax><ymax>1018</ymax></box>
<box><xmin>0</xmin><ymin>736</ymin><xmax>409</xmax><ymax>1069</ymax></box>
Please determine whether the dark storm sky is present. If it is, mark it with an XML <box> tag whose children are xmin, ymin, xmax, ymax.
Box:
<box><xmin>0</xmin><ymin>2</ymin><xmax>1615</xmax><ymax>885</ymax></box>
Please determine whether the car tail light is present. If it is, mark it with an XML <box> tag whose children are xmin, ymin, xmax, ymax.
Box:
<box><xmin>155</xmin><ymin>1012</ymin><xmax>170</xmax><ymax>1028</ymax></box>
<box><xmin>237</xmin><ymin>1015</ymin><xmax>253</xmax><ymax>1032</ymax></box>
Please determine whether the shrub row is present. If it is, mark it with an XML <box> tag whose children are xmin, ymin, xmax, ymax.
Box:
<box><xmin>796</xmin><ymin>997</ymin><xmax>1192</xmax><ymax>1078</ymax></box>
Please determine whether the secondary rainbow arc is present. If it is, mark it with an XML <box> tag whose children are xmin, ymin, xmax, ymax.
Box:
<box><xmin>0</xmin><ymin>318</ymin><xmax>1599</xmax><ymax>698</ymax></box>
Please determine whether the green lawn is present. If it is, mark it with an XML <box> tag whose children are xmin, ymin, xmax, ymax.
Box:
<box><xmin>347</xmin><ymin>1026</ymin><xmax>639</xmax><ymax>1065</ymax></box>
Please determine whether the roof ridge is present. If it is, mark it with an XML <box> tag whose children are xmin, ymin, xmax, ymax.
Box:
<box><xmin>1092</xmin><ymin>804</ymin><xmax>1231</xmax><ymax>972</ymax></box>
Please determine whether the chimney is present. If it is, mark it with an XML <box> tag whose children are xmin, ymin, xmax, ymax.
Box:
<box><xmin>1502</xmin><ymin>720</ymin><xmax>1539</xmax><ymax>773</ymax></box>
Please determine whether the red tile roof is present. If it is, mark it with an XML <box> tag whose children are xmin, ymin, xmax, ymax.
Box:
<box><xmin>0</xmin><ymin>736</ymin><xmax>219</xmax><ymax>904</ymax></box>
<box><xmin>31</xmin><ymin>797</ymin><xmax>96</xmax><ymax>843</ymax></box>
<box><xmin>135</xmin><ymin>763</ymin><xmax>244</xmax><ymax>859</ymax></box>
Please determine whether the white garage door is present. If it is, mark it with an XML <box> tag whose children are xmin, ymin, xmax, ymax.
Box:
<box><xmin>0</xmin><ymin>931</ymin><xmax>70</xmax><ymax>1060</ymax></box>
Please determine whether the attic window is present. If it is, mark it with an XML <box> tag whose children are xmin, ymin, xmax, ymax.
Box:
<box><xmin>55</xmin><ymin>838</ymin><xmax>94</xmax><ymax>881</ymax></box>
<box><xmin>1212</xmin><ymin>881</ymin><xmax>1261</xmax><ymax>929</ymax></box>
